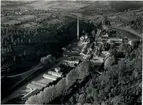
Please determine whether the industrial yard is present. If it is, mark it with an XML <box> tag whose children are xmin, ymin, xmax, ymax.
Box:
<box><xmin>1</xmin><ymin>1</ymin><xmax>143</xmax><ymax>105</ymax></box>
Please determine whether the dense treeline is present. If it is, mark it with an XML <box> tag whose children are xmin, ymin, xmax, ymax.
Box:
<box><xmin>93</xmin><ymin>45</ymin><xmax>142</xmax><ymax>105</ymax></box>
<box><xmin>65</xmin><ymin>42</ymin><xmax>142</xmax><ymax>105</ymax></box>
<box><xmin>129</xmin><ymin>16</ymin><xmax>143</xmax><ymax>31</ymax></box>
<box><xmin>110</xmin><ymin>1</ymin><xmax>143</xmax><ymax>12</ymax></box>
<box><xmin>1</xmin><ymin>18</ymin><xmax>95</xmax><ymax>74</ymax></box>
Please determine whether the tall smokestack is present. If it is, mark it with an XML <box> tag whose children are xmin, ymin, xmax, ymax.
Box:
<box><xmin>77</xmin><ymin>18</ymin><xmax>79</xmax><ymax>40</ymax></box>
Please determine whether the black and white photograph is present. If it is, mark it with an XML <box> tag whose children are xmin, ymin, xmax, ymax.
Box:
<box><xmin>1</xmin><ymin>0</ymin><xmax>143</xmax><ymax>104</ymax></box>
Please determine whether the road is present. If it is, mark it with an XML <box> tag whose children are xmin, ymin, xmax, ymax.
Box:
<box><xmin>1</xmin><ymin>62</ymin><xmax>54</xmax><ymax>103</ymax></box>
<box><xmin>107</xmin><ymin>25</ymin><xmax>142</xmax><ymax>39</ymax></box>
<box><xmin>6</xmin><ymin>63</ymin><xmax>43</xmax><ymax>78</ymax></box>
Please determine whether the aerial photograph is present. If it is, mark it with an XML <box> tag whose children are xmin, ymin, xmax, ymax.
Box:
<box><xmin>1</xmin><ymin>0</ymin><xmax>143</xmax><ymax>104</ymax></box>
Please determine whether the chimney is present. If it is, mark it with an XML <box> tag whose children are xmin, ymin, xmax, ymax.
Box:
<box><xmin>77</xmin><ymin>18</ymin><xmax>79</xmax><ymax>40</ymax></box>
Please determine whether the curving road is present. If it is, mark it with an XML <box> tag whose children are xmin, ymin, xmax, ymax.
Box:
<box><xmin>6</xmin><ymin>63</ymin><xmax>43</xmax><ymax>78</ymax></box>
<box><xmin>107</xmin><ymin>25</ymin><xmax>142</xmax><ymax>39</ymax></box>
